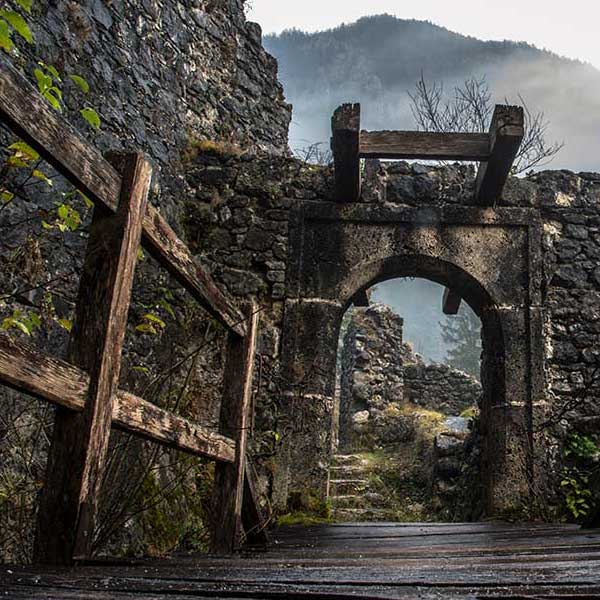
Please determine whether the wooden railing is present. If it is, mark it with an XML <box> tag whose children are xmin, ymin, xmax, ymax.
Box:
<box><xmin>0</xmin><ymin>54</ymin><xmax>266</xmax><ymax>564</ymax></box>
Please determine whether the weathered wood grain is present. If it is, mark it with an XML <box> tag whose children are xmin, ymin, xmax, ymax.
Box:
<box><xmin>3</xmin><ymin>523</ymin><xmax>600</xmax><ymax>598</ymax></box>
<box><xmin>360</xmin><ymin>131</ymin><xmax>491</xmax><ymax>161</ymax></box>
<box><xmin>212</xmin><ymin>302</ymin><xmax>259</xmax><ymax>553</ymax></box>
<box><xmin>35</xmin><ymin>153</ymin><xmax>151</xmax><ymax>564</ymax></box>
<box><xmin>331</xmin><ymin>103</ymin><xmax>361</xmax><ymax>202</ymax></box>
<box><xmin>0</xmin><ymin>54</ymin><xmax>246</xmax><ymax>336</ymax></box>
<box><xmin>475</xmin><ymin>104</ymin><xmax>524</xmax><ymax>205</ymax></box>
<box><xmin>0</xmin><ymin>334</ymin><xmax>236</xmax><ymax>462</ymax></box>
<box><xmin>242</xmin><ymin>459</ymin><xmax>270</xmax><ymax>546</ymax></box>
<box><xmin>442</xmin><ymin>288</ymin><xmax>462</xmax><ymax>315</ymax></box>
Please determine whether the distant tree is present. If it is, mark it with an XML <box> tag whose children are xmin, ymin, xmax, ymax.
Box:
<box><xmin>408</xmin><ymin>74</ymin><xmax>564</xmax><ymax>174</ymax></box>
<box><xmin>293</xmin><ymin>141</ymin><xmax>332</xmax><ymax>165</ymax></box>
<box><xmin>440</xmin><ymin>308</ymin><xmax>482</xmax><ymax>379</ymax></box>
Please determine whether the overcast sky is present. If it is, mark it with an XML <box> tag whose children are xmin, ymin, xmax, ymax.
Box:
<box><xmin>247</xmin><ymin>1</ymin><xmax>600</xmax><ymax>69</ymax></box>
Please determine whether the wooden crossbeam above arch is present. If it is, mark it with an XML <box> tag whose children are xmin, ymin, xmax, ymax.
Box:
<box><xmin>330</xmin><ymin>102</ymin><xmax>524</xmax><ymax>205</ymax></box>
<box><xmin>360</xmin><ymin>131</ymin><xmax>491</xmax><ymax>161</ymax></box>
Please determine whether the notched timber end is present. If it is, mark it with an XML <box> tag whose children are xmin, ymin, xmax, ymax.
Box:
<box><xmin>475</xmin><ymin>104</ymin><xmax>524</xmax><ymax>206</ymax></box>
<box><xmin>442</xmin><ymin>288</ymin><xmax>462</xmax><ymax>315</ymax></box>
<box><xmin>331</xmin><ymin>103</ymin><xmax>361</xmax><ymax>203</ymax></box>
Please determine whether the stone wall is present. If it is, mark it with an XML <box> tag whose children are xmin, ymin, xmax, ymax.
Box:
<box><xmin>12</xmin><ymin>0</ymin><xmax>290</xmax><ymax>212</ymax></box>
<box><xmin>337</xmin><ymin>304</ymin><xmax>481</xmax><ymax>450</ymax></box>
<box><xmin>403</xmin><ymin>362</ymin><xmax>481</xmax><ymax>415</ymax></box>
<box><xmin>4</xmin><ymin>0</ymin><xmax>600</xmax><ymax>526</ymax></box>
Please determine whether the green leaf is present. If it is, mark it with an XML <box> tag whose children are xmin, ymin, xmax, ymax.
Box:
<box><xmin>80</xmin><ymin>107</ymin><xmax>100</xmax><ymax>130</ymax></box>
<box><xmin>143</xmin><ymin>313</ymin><xmax>166</xmax><ymax>328</ymax></box>
<box><xmin>32</xmin><ymin>169</ymin><xmax>53</xmax><ymax>187</ymax></box>
<box><xmin>34</xmin><ymin>68</ymin><xmax>52</xmax><ymax>93</ymax></box>
<box><xmin>56</xmin><ymin>203</ymin><xmax>81</xmax><ymax>231</ymax></box>
<box><xmin>75</xmin><ymin>189</ymin><xmax>94</xmax><ymax>209</ymax></box>
<box><xmin>158</xmin><ymin>298</ymin><xmax>175</xmax><ymax>319</ymax></box>
<box><xmin>41</xmin><ymin>220</ymin><xmax>54</xmax><ymax>229</ymax></box>
<box><xmin>137</xmin><ymin>246</ymin><xmax>145</xmax><ymax>262</ymax></box>
<box><xmin>133</xmin><ymin>365</ymin><xmax>150</xmax><ymax>374</ymax></box>
<box><xmin>45</xmin><ymin>64</ymin><xmax>62</xmax><ymax>82</ymax></box>
<box><xmin>16</xmin><ymin>0</ymin><xmax>33</xmax><ymax>14</ymax></box>
<box><xmin>1</xmin><ymin>190</ymin><xmax>14</xmax><ymax>203</ymax></box>
<box><xmin>43</xmin><ymin>88</ymin><xmax>62</xmax><ymax>111</ymax></box>
<box><xmin>135</xmin><ymin>323</ymin><xmax>157</xmax><ymax>335</ymax></box>
<box><xmin>57</xmin><ymin>318</ymin><xmax>72</xmax><ymax>332</ymax></box>
<box><xmin>0</xmin><ymin>10</ymin><xmax>33</xmax><ymax>44</ymax></box>
<box><xmin>0</xmin><ymin>19</ymin><xmax>14</xmax><ymax>53</ymax></box>
<box><xmin>8</xmin><ymin>141</ymin><xmax>39</xmax><ymax>161</ymax></box>
<box><xmin>6</xmin><ymin>155</ymin><xmax>28</xmax><ymax>168</ymax></box>
<box><xmin>28</xmin><ymin>312</ymin><xmax>41</xmax><ymax>328</ymax></box>
<box><xmin>69</xmin><ymin>74</ymin><xmax>89</xmax><ymax>94</ymax></box>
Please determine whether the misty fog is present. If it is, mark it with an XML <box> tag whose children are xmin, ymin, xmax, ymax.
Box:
<box><xmin>371</xmin><ymin>279</ymin><xmax>480</xmax><ymax>367</ymax></box>
<box><xmin>265</xmin><ymin>15</ymin><xmax>600</xmax><ymax>172</ymax></box>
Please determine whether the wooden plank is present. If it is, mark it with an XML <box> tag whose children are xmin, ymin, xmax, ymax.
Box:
<box><xmin>360</xmin><ymin>131</ymin><xmax>491</xmax><ymax>161</ymax></box>
<box><xmin>442</xmin><ymin>288</ymin><xmax>462</xmax><ymax>315</ymax></box>
<box><xmin>475</xmin><ymin>104</ymin><xmax>524</xmax><ymax>205</ymax></box>
<box><xmin>0</xmin><ymin>54</ymin><xmax>246</xmax><ymax>337</ymax></box>
<box><xmin>211</xmin><ymin>302</ymin><xmax>259</xmax><ymax>553</ymax></box>
<box><xmin>331</xmin><ymin>103</ymin><xmax>361</xmax><ymax>202</ymax></box>
<box><xmin>0</xmin><ymin>334</ymin><xmax>236</xmax><ymax>462</ymax></box>
<box><xmin>242</xmin><ymin>459</ymin><xmax>270</xmax><ymax>546</ymax></box>
<box><xmin>35</xmin><ymin>152</ymin><xmax>151</xmax><ymax>564</ymax></box>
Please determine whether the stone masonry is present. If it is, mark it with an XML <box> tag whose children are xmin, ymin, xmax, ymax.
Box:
<box><xmin>3</xmin><ymin>0</ymin><xmax>600</xmax><ymax>525</ymax></box>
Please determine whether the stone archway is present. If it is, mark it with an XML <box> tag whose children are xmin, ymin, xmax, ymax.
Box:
<box><xmin>276</xmin><ymin>202</ymin><xmax>544</xmax><ymax>516</ymax></box>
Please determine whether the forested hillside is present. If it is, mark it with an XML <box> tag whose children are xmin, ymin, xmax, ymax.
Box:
<box><xmin>265</xmin><ymin>14</ymin><xmax>600</xmax><ymax>172</ymax></box>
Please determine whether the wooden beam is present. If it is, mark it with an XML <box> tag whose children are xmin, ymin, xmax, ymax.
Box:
<box><xmin>352</xmin><ymin>289</ymin><xmax>370</xmax><ymax>307</ymax></box>
<box><xmin>211</xmin><ymin>302</ymin><xmax>259</xmax><ymax>553</ymax></box>
<box><xmin>0</xmin><ymin>334</ymin><xmax>236</xmax><ymax>462</ymax></box>
<box><xmin>443</xmin><ymin>288</ymin><xmax>462</xmax><ymax>315</ymax></box>
<box><xmin>331</xmin><ymin>103</ymin><xmax>361</xmax><ymax>202</ymax></box>
<box><xmin>475</xmin><ymin>105</ymin><xmax>524</xmax><ymax>205</ymax></box>
<box><xmin>360</xmin><ymin>131</ymin><xmax>491</xmax><ymax>161</ymax></box>
<box><xmin>0</xmin><ymin>54</ymin><xmax>246</xmax><ymax>337</ymax></box>
<box><xmin>241</xmin><ymin>459</ymin><xmax>270</xmax><ymax>547</ymax></box>
<box><xmin>35</xmin><ymin>152</ymin><xmax>151</xmax><ymax>564</ymax></box>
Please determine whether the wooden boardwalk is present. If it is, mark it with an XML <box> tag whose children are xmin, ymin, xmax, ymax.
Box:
<box><xmin>2</xmin><ymin>522</ymin><xmax>600</xmax><ymax>598</ymax></box>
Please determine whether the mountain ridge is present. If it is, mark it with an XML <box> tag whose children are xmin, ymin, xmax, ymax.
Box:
<box><xmin>264</xmin><ymin>14</ymin><xmax>600</xmax><ymax>172</ymax></box>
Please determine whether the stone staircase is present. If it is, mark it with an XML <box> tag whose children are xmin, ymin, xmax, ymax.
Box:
<box><xmin>328</xmin><ymin>453</ymin><xmax>398</xmax><ymax>521</ymax></box>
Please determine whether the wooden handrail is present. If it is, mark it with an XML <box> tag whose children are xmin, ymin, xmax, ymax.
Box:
<box><xmin>0</xmin><ymin>54</ymin><xmax>246</xmax><ymax>337</ymax></box>
<box><xmin>0</xmin><ymin>334</ymin><xmax>236</xmax><ymax>463</ymax></box>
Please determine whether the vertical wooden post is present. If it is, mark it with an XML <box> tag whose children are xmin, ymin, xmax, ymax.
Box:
<box><xmin>475</xmin><ymin>104</ymin><xmax>524</xmax><ymax>205</ymax></box>
<box><xmin>442</xmin><ymin>288</ymin><xmax>462</xmax><ymax>315</ymax></box>
<box><xmin>331</xmin><ymin>103</ymin><xmax>361</xmax><ymax>202</ymax></box>
<box><xmin>34</xmin><ymin>152</ymin><xmax>152</xmax><ymax>565</ymax></box>
<box><xmin>211</xmin><ymin>301</ymin><xmax>259</xmax><ymax>553</ymax></box>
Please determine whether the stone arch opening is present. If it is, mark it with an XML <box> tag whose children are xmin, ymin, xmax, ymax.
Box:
<box><xmin>279</xmin><ymin>203</ymin><xmax>540</xmax><ymax>517</ymax></box>
<box><xmin>330</xmin><ymin>257</ymin><xmax>506</xmax><ymax>518</ymax></box>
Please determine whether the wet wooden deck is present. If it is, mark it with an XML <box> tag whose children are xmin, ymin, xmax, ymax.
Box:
<box><xmin>2</xmin><ymin>522</ymin><xmax>600</xmax><ymax>598</ymax></box>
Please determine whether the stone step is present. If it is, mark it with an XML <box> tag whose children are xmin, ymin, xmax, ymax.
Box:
<box><xmin>331</xmin><ymin>507</ymin><xmax>399</xmax><ymax>522</ymax></box>
<box><xmin>329</xmin><ymin>478</ymin><xmax>369</xmax><ymax>495</ymax></box>
<box><xmin>330</xmin><ymin>492</ymin><xmax>387</xmax><ymax>509</ymax></box>
<box><xmin>331</xmin><ymin>454</ymin><xmax>367</xmax><ymax>467</ymax></box>
<box><xmin>329</xmin><ymin>464</ymin><xmax>370</xmax><ymax>475</ymax></box>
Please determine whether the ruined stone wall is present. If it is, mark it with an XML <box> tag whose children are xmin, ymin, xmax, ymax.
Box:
<box><xmin>20</xmin><ymin>0</ymin><xmax>290</xmax><ymax>170</ymax></box>
<box><xmin>537</xmin><ymin>171</ymin><xmax>600</xmax><ymax>463</ymax></box>
<box><xmin>403</xmin><ymin>363</ymin><xmax>481</xmax><ymax>415</ymax></box>
<box><xmin>337</xmin><ymin>304</ymin><xmax>482</xmax><ymax>450</ymax></box>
